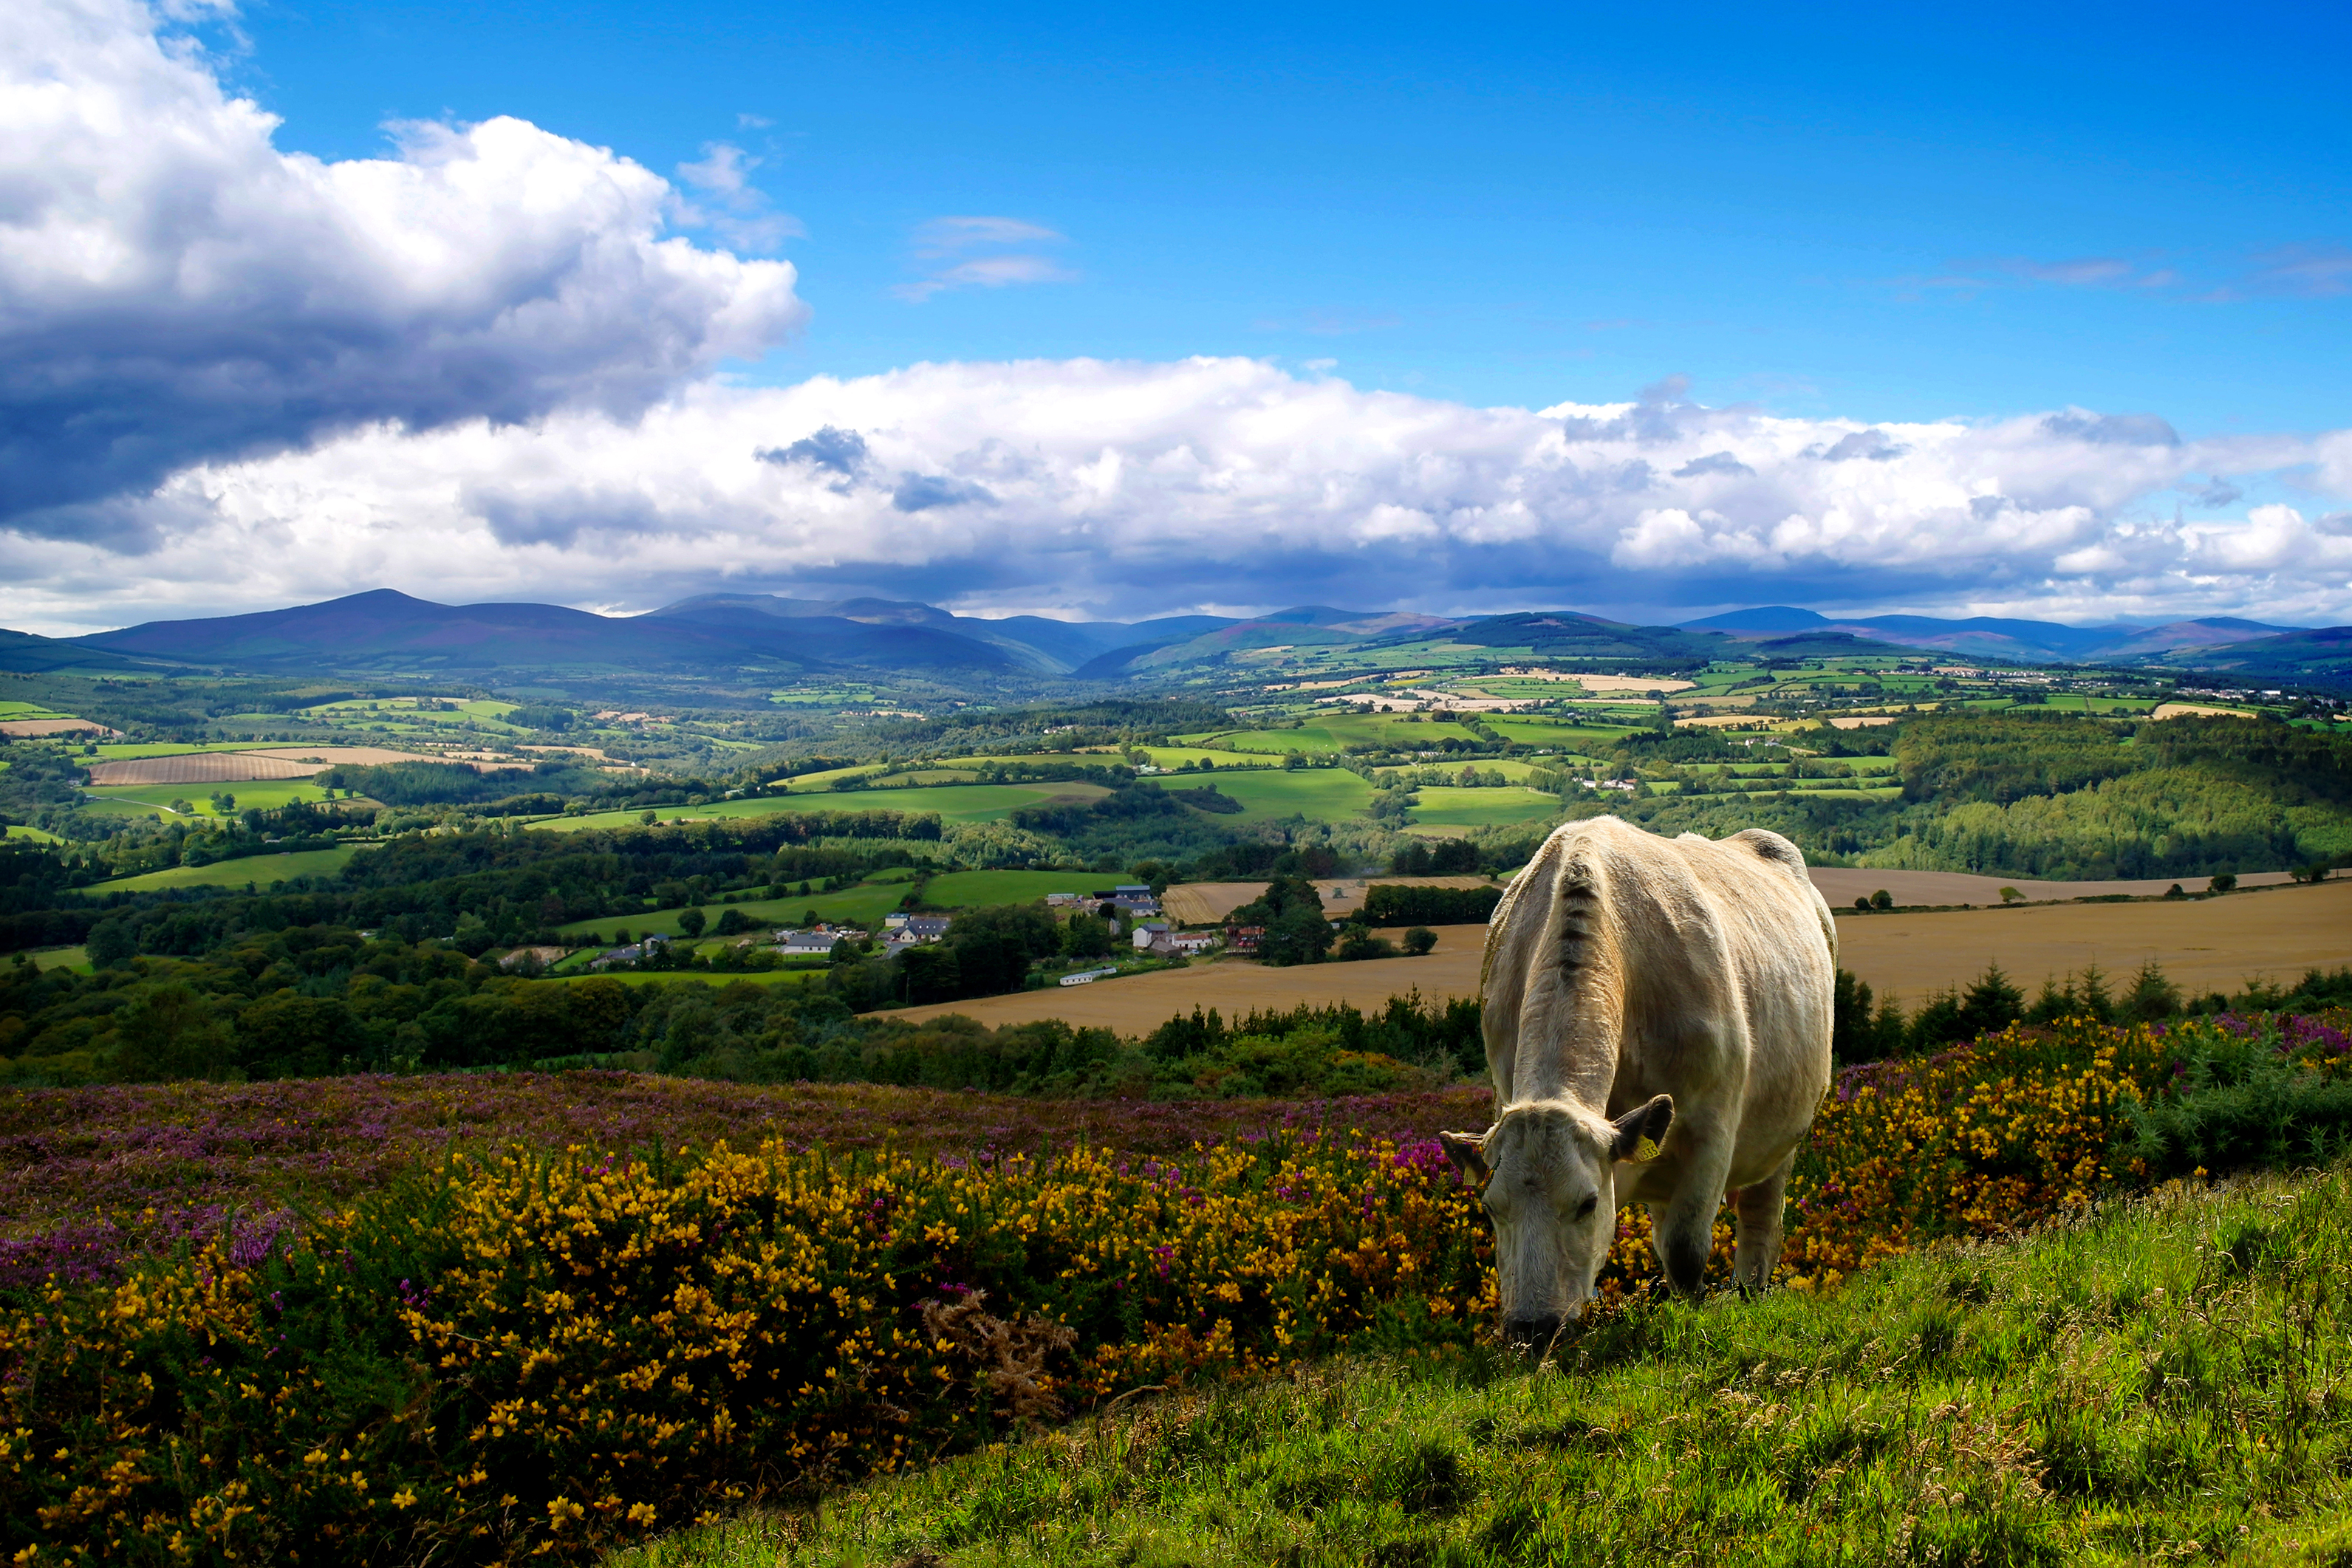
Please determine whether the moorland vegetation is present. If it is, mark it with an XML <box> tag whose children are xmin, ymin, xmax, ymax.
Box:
<box><xmin>7</xmin><ymin>1005</ymin><xmax>2350</xmax><ymax>1563</ymax></box>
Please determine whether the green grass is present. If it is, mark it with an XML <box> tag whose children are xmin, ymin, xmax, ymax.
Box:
<box><xmin>1485</xmin><ymin>718</ymin><xmax>1649</xmax><ymax>747</ymax></box>
<box><xmin>553</xmin><ymin>881</ymin><xmax>912</xmax><ymax>942</ymax></box>
<box><xmin>539</xmin><ymin>966</ymin><xmax>826</xmax><ymax>989</ymax></box>
<box><xmin>613</xmin><ymin>1168</ymin><xmax>2352</xmax><ymax>1568</ymax></box>
<box><xmin>20</xmin><ymin>945</ymin><xmax>88</xmax><ymax>974</ymax></box>
<box><xmin>1406</xmin><ymin>785</ymin><xmax>1564</xmax><ymax>830</ymax></box>
<box><xmin>1191</xmin><ymin>768</ymin><xmax>1375</xmax><ymax>823</ymax></box>
<box><xmin>548</xmin><ymin>866</ymin><xmax>1105</xmax><ymax>945</ymax></box>
<box><xmin>89</xmin><ymin>742</ymin><xmax>289</xmax><ymax>760</ymax></box>
<box><xmin>922</xmin><ymin>869</ymin><xmax>1107</xmax><ymax>905</ymax></box>
<box><xmin>539</xmin><ymin>784</ymin><xmax>1107</xmax><ymax>836</ymax></box>
<box><xmin>0</xmin><ymin>826</ymin><xmax>64</xmax><ymax>845</ymax></box>
<box><xmin>93</xmin><ymin>845</ymin><xmax>362</xmax><ymax>892</ymax></box>
<box><xmin>81</xmin><ymin>778</ymin><xmax>345</xmax><ymax>817</ymax></box>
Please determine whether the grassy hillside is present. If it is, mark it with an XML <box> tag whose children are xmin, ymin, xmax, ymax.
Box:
<box><xmin>92</xmin><ymin>843</ymin><xmax>360</xmax><ymax>891</ymax></box>
<box><xmin>619</xmin><ymin>1167</ymin><xmax>2352</xmax><ymax>1567</ymax></box>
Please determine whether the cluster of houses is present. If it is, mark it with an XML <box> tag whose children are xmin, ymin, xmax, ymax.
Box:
<box><xmin>579</xmin><ymin>882</ymin><xmax>1248</xmax><ymax>976</ymax></box>
<box><xmin>776</xmin><ymin>912</ymin><xmax>954</xmax><ymax>958</ymax></box>
<box><xmin>1044</xmin><ymin>884</ymin><xmax>1162</xmax><ymax>922</ymax></box>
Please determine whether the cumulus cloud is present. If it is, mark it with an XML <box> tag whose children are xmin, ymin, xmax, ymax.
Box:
<box><xmin>0</xmin><ymin>0</ymin><xmax>807</xmax><ymax>524</ymax></box>
<box><xmin>6</xmin><ymin>355</ymin><xmax>2350</xmax><ymax>635</ymax></box>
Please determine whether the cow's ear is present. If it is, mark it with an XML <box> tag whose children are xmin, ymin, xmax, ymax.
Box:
<box><xmin>1610</xmin><ymin>1095</ymin><xmax>1674</xmax><ymax>1164</ymax></box>
<box><xmin>1437</xmin><ymin>1129</ymin><xmax>1489</xmax><ymax>1185</ymax></box>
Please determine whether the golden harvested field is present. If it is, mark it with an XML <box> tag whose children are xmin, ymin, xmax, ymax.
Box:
<box><xmin>882</xmin><ymin>880</ymin><xmax>2352</xmax><ymax>1038</ymax></box>
<box><xmin>1833</xmin><ymin>879</ymin><xmax>2352</xmax><ymax>1001</ymax></box>
<box><xmin>1810</xmin><ymin>866</ymin><xmax>2296</xmax><ymax>908</ymax></box>
<box><xmin>878</xmin><ymin>924</ymin><xmax>1494</xmax><ymax>1030</ymax></box>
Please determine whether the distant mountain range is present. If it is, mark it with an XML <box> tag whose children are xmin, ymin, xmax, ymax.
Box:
<box><xmin>0</xmin><ymin>590</ymin><xmax>2342</xmax><ymax>687</ymax></box>
<box><xmin>1678</xmin><ymin>606</ymin><xmax>2305</xmax><ymax>664</ymax></box>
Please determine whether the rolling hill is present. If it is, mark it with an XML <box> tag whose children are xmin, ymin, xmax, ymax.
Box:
<box><xmin>34</xmin><ymin>590</ymin><xmax>2345</xmax><ymax>688</ymax></box>
<box><xmin>1681</xmin><ymin>605</ymin><xmax>2305</xmax><ymax>663</ymax></box>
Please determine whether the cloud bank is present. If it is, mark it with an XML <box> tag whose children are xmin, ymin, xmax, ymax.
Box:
<box><xmin>0</xmin><ymin>0</ymin><xmax>806</xmax><ymax>533</ymax></box>
<box><xmin>8</xmin><ymin>359</ymin><xmax>2347</xmax><ymax>634</ymax></box>
<box><xmin>0</xmin><ymin>0</ymin><xmax>2346</xmax><ymax>637</ymax></box>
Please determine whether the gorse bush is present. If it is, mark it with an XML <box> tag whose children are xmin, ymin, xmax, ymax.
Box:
<box><xmin>0</xmin><ymin>1134</ymin><xmax>1490</xmax><ymax>1564</ymax></box>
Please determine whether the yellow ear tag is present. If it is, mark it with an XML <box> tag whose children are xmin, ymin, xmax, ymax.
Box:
<box><xmin>1631</xmin><ymin>1136</ymin><xmax>1662</xmax><ymax>1163</ymax></box>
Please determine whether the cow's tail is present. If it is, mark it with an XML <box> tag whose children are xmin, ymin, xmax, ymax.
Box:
<box><xmin>1520</xmin><ymin>836</ymin><xmax>1624</xmax><ymax>1103</ymax></box>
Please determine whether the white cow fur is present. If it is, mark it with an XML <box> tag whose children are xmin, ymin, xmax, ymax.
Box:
<box><xmin>1442</xmin><ymin>815</ymin><xmax>1835</xmax><ymax>1341</ymax></box>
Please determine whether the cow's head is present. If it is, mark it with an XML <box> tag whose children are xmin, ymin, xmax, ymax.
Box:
<box><xmin>1438</xmin><ymin>1093</ymin><xmax>1673</xmax><ymax>1354</ymax></box>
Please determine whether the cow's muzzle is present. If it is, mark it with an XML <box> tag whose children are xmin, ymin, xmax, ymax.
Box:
<box><xmin>1503</xmin><ymin>1312</ymin><xmax>1569</xmax><ymax>1356</ymax></box>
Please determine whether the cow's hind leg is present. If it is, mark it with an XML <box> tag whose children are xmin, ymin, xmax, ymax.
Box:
<box><xmin>1731</xmin><ymin>1152</ymin><xmax>1795</xmax><ymax>1292</ymax></box>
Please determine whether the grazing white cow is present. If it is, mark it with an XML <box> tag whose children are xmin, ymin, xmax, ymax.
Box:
<box><xmin>1439</xmin><ymin>815</ymin><xmax>1835</xmax><ymax>1348</ymax></box>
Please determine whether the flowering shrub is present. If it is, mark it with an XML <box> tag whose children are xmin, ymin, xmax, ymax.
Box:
<box><xmin>4</xmin><ymin>1010</ymin><xmax>2346</xmax><ymax>1563</ymax></box>
<box><xmin>0</xmin><ymin>1132</ymin><xmax>1488</xmax><ymax>1564</ymax></box>
<box><xmin>0</xmin><ymin>1072</ymin><xmax>1488</xmax><ymax>1285</ymax></box>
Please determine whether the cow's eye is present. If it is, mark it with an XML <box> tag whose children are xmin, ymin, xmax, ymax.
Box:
<box><xmin>1575</xmin><ymin>1194</ymin><xmax>1598</xmax><ymax>1219</ymax></box>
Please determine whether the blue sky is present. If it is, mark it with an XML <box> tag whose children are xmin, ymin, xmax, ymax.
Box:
<box><xmin>230</xmin><ymin>0</ymin><xmax>2348</xmax><ymax>431</ymax></box>
<box><xmin>2</xmin><ymin>0</ymin><xmax>2348</xmax><ymax>632</ymax></box>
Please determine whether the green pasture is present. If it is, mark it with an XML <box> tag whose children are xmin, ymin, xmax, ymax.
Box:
<box><xmin>554</xmin><ymin>881</ymin><xmax>912</xmax><ymax>943</ymax></box>
<box><xmin>1485</xmin><ymin>717</ymin><xmax>1648</xmax><ymax>747</ymax></box>
<box><xmin>304</xmin><ymin>696</ymin><xmax>519</xmax><ymax>726</ymax></box>
<box><xmin>95</xmin><ymin>845</ymin><xmax>362</xmax><ymax>893</ymax></box>
<box><xmin>550</xmin><ymin>865</ymin><xmax>1108</xmax><ymax>945</ymax></box>
<box><xmin>530</xmin><ymin>787</ymin><xmax>1046</xmax><ymax>835</ymax></box>
<box><xmin>921</xmin><ymin>869</ymin><xmax>1106</xmax><ymax>905</ymax></box>
<box><xmin>1135</xmin><ymin>747</ymin><xmax>1276</xmax><ymax>770</ymax></box>
<box><xmin>1406</xmin><ymin>786</ymin><xmax>1563</xmax><ymax>831</ymax></box>
<box><xmin>539</xmin><ymin>965</ymin><xmax>824</xmax><ymax>990</ymax></box>
<box><xmin>1195</xmin><ymin>768</ymin><xmax>1375</xmax><ymax>823</ymax></box>
<box><xmin>785</xmin><ymin>782</ymin><xmax>1111</xmax><ymax>823</ymax></box>
<box><xmin>83</xmin><ymin>778</ymin><xmax>344</xmax><ymax>817</ymax></box>
<box><xmin>21</xmin><ymin>945</ymin><xmax>89</xmax><ymax>974</ymax></box>
<box><xmin>1206</xmin><ymin>726</ymin><xmax>1347</xmax><ymax>756</ymax></box>
<box><xmin>1378</xmin><ymin>757</ymin><xmax>1553</xmax><ymax>783</ymax></box>
<box><xmin>1</xmin><ymin>826</ymin><xmax>66</xmax><ymax>845</ymax></box>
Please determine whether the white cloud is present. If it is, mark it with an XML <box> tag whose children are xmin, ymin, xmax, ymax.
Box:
<box><xmin>6</xmin><ymin>356</ymin><xmax>2349</xmax><ymax>634</ymax></box>
<box><xmin>895</xmin><ymin>216</ymin><xmax>1072</xmax><ymax>302</ymax></box>
<box><xmin>0</xmin><ymin>0</ymin><xmax>807</xmax><ymax>527</ymax></box>
<box><xmin>673</xmin><ymin>141</ymin><xmax>804</xmax><ymax>253</ymax></box>
<box><xmin>913</xmin><ymin>216</ymin><xmax>1065</xmax><ymax>254</ymax></box>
